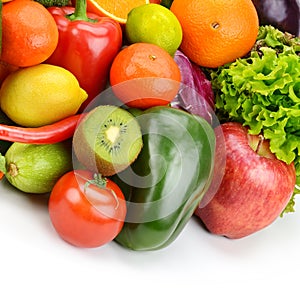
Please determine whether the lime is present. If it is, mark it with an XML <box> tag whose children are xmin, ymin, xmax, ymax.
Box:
<box><xmin>0</xmin><ymin>64</ymin><xmax>87</xmax><ymax>127</ymax></box>
<box><xmin>3</xmin><ymin>141</ymin><xmax>73</xmax><ymax>194</ymax></box>
<box><xmin>125</xmin><ymin>3</ymin><xmax>182</xmax><ymax>56</ymax></box>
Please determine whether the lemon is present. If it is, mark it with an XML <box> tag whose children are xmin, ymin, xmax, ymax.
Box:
<box><xmin>125</xmin><ymin>3</ymin><xmax>182</xmax><ymax>56</ymax></box>
<box><xmin>0</xmin><ymin>64</ymin><xmax>88</xmax><ymax>127</ymax></box>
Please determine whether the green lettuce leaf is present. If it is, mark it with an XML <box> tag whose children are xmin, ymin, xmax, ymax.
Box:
<box><xmin>281</xmin><ymin>185</ymin><xmax>300</xmax><ymax>216</ymax></box>
<box><xmin>210</xmin><ymin>25</ymin><xmax>300</xmax><ymax>178</ymax></box>
<box><xmin>209</xmin><ymin>25</ymin><xmax>300</xmax><ymax>214</ymax></box>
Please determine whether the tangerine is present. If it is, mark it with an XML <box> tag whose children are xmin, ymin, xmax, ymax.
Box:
<box><xmin>86</xmin><ymin>0</ymin><xmax>150</xmax><ymax>24</ymax></box>
<box><xmin>1</xmin><ymin>0</ymin><xmax>59</xmax><ymax>67</ymax></box>
<box><xmin>109</xmin><ymin>43</ymin><xmax>181</xmax><ymax>109</ymax></box>
<box><xmin>170</xmin><ymin>0</ymin><xmax>259</xmax><ymax>68</ymax></box>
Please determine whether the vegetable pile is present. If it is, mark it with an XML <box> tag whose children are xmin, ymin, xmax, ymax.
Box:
<box><xmin>0</xmin><ymin>0</ymin><xmax>299</xmax><ymax>251</ymax></box>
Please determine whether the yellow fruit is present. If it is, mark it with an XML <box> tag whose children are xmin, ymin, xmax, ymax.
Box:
<box><xmin>125</xmin><ymin>3</ymin><xmax>182</xmax><ymax>56</ymax></box>
<box><xmin>0</xmin><ymin>64</ymin><xmax>87</xmax><ymax>127</ymax></box>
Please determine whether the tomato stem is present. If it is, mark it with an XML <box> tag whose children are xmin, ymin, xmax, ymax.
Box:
<box><xmin>84</xmin><ymin>173</ymin><xmax>120</xmax><ymax>210</ymax></box>
<box><xmin>84</xmin><ymin>173</ymin><xmax>107</xmax><ymax>189</ymax></box>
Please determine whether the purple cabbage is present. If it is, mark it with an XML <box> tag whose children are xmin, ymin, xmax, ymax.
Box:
<box><xmin>171</xmin><ymin>50</ymin><xmax>215</xmax><ymax>124</ymax></box>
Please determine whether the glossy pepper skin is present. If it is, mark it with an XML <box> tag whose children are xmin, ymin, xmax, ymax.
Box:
<box><xmin>0</xmin><ymin>114</ymin><xmax>84</xmax><ymax>144</ymax></box>
<box><xmin>114</xmin><ymin>106</ymin><xmax>216</xmax><ymax>251</ymax></box>
<box><xmin>47</xmin><ymin>2</ymin><xmax>123</xmax><ymax>111</ymax></box>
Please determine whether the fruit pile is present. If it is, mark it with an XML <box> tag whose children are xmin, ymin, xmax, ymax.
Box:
<box><xmin>0</xmin><ymin>0</ymin><xmax>299</xmax><ymax>251</ymax></box>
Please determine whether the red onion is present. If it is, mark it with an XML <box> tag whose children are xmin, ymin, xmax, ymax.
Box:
<box><xmin>172</xmin><ymin>50</ymin><xmax>215</xmax><ymax>124</ymax></box>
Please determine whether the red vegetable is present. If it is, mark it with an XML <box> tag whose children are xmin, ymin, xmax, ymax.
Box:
<box><xmin>47</xmin><ymin>0</ymin><xmax>123</xmax><ymax>111</ymax></box>
<box><xmin>172</xmin><ymin>50</ymin><xmax>215</xmax><ymax>124</ymax></box>
<box><xmin>48</xmin><ymin>170</ymin><xmax>127</xmax><ymax>248</ymax></box>
<box><xmin>0</xmin><ymin>114</ymin><xmax>83</xmax><ymax>144</ymax></box>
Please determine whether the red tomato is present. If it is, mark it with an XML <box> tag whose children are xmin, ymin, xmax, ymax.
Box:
<box><xmin>48</xmin><ymin>170</ymin><xmax>127</xmax><ymax>248</ymax></box>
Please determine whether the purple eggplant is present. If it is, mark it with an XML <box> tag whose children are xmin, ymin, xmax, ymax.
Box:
<box><xmin>252</xmin><ymin>0</ymin><xmax>300</xmax><ymax>36</ymax></box>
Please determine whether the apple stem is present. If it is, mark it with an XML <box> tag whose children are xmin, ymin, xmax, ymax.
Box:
<box><xmin>255</xmin><ymin>134</ymin><xmax>265</xmax><ymax>154</ymax></box>
<box><xmin>249</xmin><ymin>133</ymin><xmax>276</xmax><ymax>159</ymax></box>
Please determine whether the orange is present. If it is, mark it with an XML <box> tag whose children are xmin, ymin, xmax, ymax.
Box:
<box><xmin>87</xmin><ymin>0</ymin><xmax>150</xmax><ymax>24</ymax></box>
<box><xmin>170</xmin><ymin>0</ymin><xmax>259</xmax><ymax>68</ymax></box>
<box><xmin>109</xmin><ymin>43</ymin><xmax>181</xmax><ymax>109</ymax></box>
<box><xmin>0</xmin><ymin>0</ymin><xmax>58</xmax><ymax>67</ymax></box>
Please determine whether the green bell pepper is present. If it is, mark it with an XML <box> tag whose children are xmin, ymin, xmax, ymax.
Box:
<box><xmin>114</xmin><ymin>106</ymin><xmax>216</xmax><ymax>251</ymax></box>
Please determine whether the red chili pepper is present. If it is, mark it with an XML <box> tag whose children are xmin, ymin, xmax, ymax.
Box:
<box><xmin>46</xmin><ymin>0</ymin><xmax>123</xmax><ymax>111</ymax></box>
<box><xmin>0</xmin><ymin>114</ymin><xmax>84</xmax><ymax>145</ymax></box>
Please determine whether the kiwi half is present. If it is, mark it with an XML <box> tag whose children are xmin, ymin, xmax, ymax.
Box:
<box><xmin>73</xmin><ymin>105</ymin><xmax>143</xmax><ymax>176</ymax></box>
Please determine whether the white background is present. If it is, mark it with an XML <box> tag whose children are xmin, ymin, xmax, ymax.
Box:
<box><xmin>1</xmin><ymin>177</ymin><xmax>300</xmax><ymax>299</ymax></box>
<box><xmin>1</xmin><ymin>0</ymin><xmax>300</xmax><ymax>298</ymax></box>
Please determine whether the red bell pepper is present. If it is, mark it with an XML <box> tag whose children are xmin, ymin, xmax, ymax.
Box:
<box><xmin>47</xmin><ymin>0</ymin><xmax>123</xmax><ymax>111</ymax></box>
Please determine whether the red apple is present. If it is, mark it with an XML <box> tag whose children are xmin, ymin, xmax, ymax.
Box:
<box><xmin>195</xmin><ymin>122</ymin><xmax>296</xmax><ymax>239</ymax></box>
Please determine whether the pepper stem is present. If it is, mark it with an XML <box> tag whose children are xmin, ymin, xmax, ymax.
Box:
<box><xmin>67</xmin><ymin>0</ymin><xmax>97</xmax><ymax>23</ymax></box>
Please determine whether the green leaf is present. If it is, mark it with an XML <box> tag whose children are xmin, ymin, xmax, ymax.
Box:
<box><xmin>210</xmin><ymin>25</ymin><xmax>300</xmax><ymax>182</ymax></box>
<box><xmin>280</xmin><ymin>185</ymin><xmax>300</xmax><ymax>217</ymax></box>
